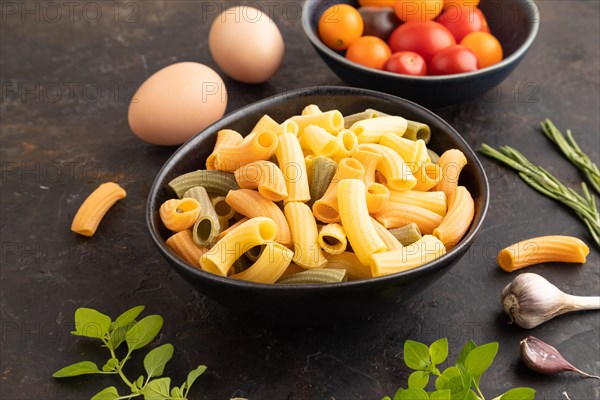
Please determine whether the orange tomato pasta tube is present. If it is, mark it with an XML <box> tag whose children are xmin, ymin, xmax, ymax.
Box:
<box><xmin>412</xmin><ymin>162</ymin><xmax>443</xmax><ymax>192</ymax></box>
<box><xmin>231</xmin><ymin>242</ymin><xmax>294</xmax><ymax>284</ymax></box>
<box><xmin>159</xmin><ymin>198</ymin><xmax>201</xmax><ymax>232</ymax></box>
<box><xmin>275</xmin><ymin>132</ymin><xmax>311</xmax><ymax>203</ymax></box>
<box><xmin>165</xmin><ymin>230</ymin><xmax>208</xmax><ymax>269</ymax></box>
<box><xmin>374</xmin><ymin>203</ymin><xmax>443</xmax><ymax>234</ymax></box>
<box><xmin>71</xmin><ymin>182</ymin><xmax>126</xmax><ymax>237</ymax></box>
<box><xmin>325</xmin><ymin>252</ymin><xmax>371</xmax><ymax>280</ymax></box>
<box><xmin>338</xmin><ymin>179</ymin><xmax>387</xmax><ymax>265</ymax></box>
<box><xmin>226</xmin><ymin>189</ymin><xmax>292</xmax><ymax>246</ymax></box>
<box><xmin>206</xmin><ymin>129</ymin><xmax>243</xmax><ymax>170</ymax></box>
<box><xmin>388</xmin><ymin>190</ymin><xmax>447</xmax><ymax>216</ymax></box>
<box><xmin>284</xmin><ymin>202</ymin><xmax>327</xmax><ymax>268</ymax></box>
<box><xmin>213</xmin><ymin>130</ymin><xmax>278</xmax><ymax>172</ymax></box>
<box><xmin>370</xmin><ymin>235</ymin><xmax>446</xmax><ymax>277</ymax></box>
<box><xmin>234</xmin><ymin>160</ymin><xmax>288</xmax><ymax>202</ymax></box>
<box><xmin>434</xmin><ymin>149</ymin><xmax>468</xmax><ymax>197</ymax></box>
<box><xmin>313</xmin><ymin>158</ymin><xmax>365</xmax><ymax>223</ymax></box>
<box><xmin>497</xmin><ymin>236</ymin><xmax>589</xmax><ymax>272</ymax></box>
<box><xmin>433</xmin><ymin>186</ymin><xmax>474</xmax><ymax>249</ymax></box>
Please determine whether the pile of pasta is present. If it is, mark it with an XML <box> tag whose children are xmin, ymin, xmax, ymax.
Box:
<box><xmin>160</xmin><ymin>105</ymin><xmax>474</xmax><ymax>284</ymax></box>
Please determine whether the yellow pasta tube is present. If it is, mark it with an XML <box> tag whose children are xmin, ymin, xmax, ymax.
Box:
<box><xmin>275</xmin><ymin>132</ymin><xmax>311</xmax><ymax>203</ymax></box>
<box><xmin>331</xmin><ymin>129</ymin><xmax>358</xmax><ymax>161</ymax></box>
<box><xmin>433</xmin><ymin>186</ymin><xmax>474</xmax><ymax>249</ymax></box>
<box><xmin>206</xmin><ymin>129</ymin><xmax>244</xmax><ymax>170</ymax></box>
<box><xmin>317</xmin><ymin>223</ymin><xmax>347</xmax><ymax>255</ymax></box>
<box><xmin>374</xmin><ymin>203</ymin><xmax>443</xmax><ymax>234</ymax></box>
<box><xmin>291</xmin><ymin>110</ymin><xmax>344</xmax><ymax>134</ymax></box>
<box><xmin>231</xmin><ymin>242</ymin><xmax>294</xmax><ymax>284</ymax></box>
<box><xmin>273</xmin><ymin>119</ymin><xmax>299</xmax><ymax>137</ymax></box>
<box><xmin>366</xmin><ymin>183</ymin><xmax>389</xmax><ymax>214</ymax></box>
<box><xmin>434</xmin><ymin>149</ymin><xmax>468</xmax><ymax>197</ymax></box>
<box><xmin>379</xmin><ymin>133</ymin><xmax>428</xmax><ymax>165</ymax></box>
<box><xmin>216</xmin><ymin>217</ymin><xmax>249</xmax><ymax>241</ymax></box>
<box><xmin>497</xmin><ymin>236</ymin><xmax>589</xmax><ymax>272</ymax></box>
<box><xmin>389</xmin><ymin>190</ymin><xmax>447</xmax><ymax>216</ymax></box>
<box><xmin>370</xmin><ymin>217</ymin><xmax>403</xmax><ymax>251</ymax></box>
<box><xmin>159</xmin><ymin>198</ymin><xmax>201</xmax><ymax>232</ymax></box>
<box><xmin>234</xmin><ymin>160</ymin><xmax>288</xmax><ymax>202</ymax></box>
<box><xmin>361</xmin><ymin>144</ymin><xmax>417</xmax><ymax>191</ymax></box>
<box><xmin>251</xmin><ymin>114</ymin><xmax>279</xmax><ymax>134</ymax></box>
<box><xmin>412</xmin><ymin>162</ymin><xmax>443</xmax><ymax>192</ymax></box>
<box><xmin>71</xmin><ymin>182</ymin><xmax>126</xmax><ymax>237</ymax></box>
<box><xmin>352</xmin><ymin>145</ymin><xmax>382</xmax><ymax>185</ymax></box>
<box><xmin>325</xmin><ymin>252</ymin><xmax>371</xmax><ymax>280</ymax></box>
<box><xmin>301</xmin><ymin>104</ymin><xmax>322</xmax><ymax>115</ymax></box>
<box><xmin>284</xmin><ymin>202</ymin><xmax>327</xmax><ymax>268</ymax></box>
<box><xmin>350</xmin><ymin>116</ymin><xmax>408</xmax><ymax>143</ymax></box>
<box><xmin>279</xmin><ymin>262</ymin><xmax>307</xmax><ymax>280</ymax></box>
<box><xmin>214</xmin><ymin>130</ymin><xmax>278</xmax><ymax>172</ymax></box>
<box><xmin>299</xmin><ymin>125</ymin><xmax>342</xmax><ymax>157</ymax></box>
<box><xmin>200</xmin><ymin>217</ymin><xmax>277</xmax><ymax>276</ymax></box>
<box><xmin>313</xmin><ymin>158</ymin><xmax>365</xmax><ymax>223</ymax></box>
<box><xmin>226</xmin><ymin>189</ymin><xmax>292</xmax><ymax>246</ymax></box>
<box><xmin>338</xmin><ymin>179</ymin><xmax>387</xmax><ymax>265</ymax></box>
<box><xmin>165</xmin><ymin>230</ymin><xmax>208</xmax><ymax>269</ymax></box>
<box><xmin>370</xmin><ymin>235</ymin><xmax>446</xmax><ymax>277</ymax></box>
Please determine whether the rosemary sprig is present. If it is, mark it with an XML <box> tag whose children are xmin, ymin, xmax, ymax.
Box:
<box><xmin>541</xmin><ymin>119</ymin><xmax>600</xmax><ymax>194</ymax></box>
<box><xmin>479</xmin><ymin>144</ymin><xmax>600</xmax><ymax>248</ymax></box>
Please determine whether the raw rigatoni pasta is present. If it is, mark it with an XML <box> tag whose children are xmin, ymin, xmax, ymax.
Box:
<box><xmin>371</xmin><ymin>217</ymin><xmax>403</xmax><ymax>251</ymax></box>
<box><xmin>273</xmin><ymin>119</ymin><xmax>299</xmax><ymax>137</ymax></box>
<box><xmin>352</xmin><ymin>145</ymin><xmax>382</xmax><ymax>185</ymax></box>
<box><xmin>200</xmin><ymin>217</ymin><xmax>277</xmax><ymax>276</ymax></box>
<box><xmin>291</xmin><ymin>110</ymin><xmax>344</xmax><ymax>134</ymax></box>
<box><xmin>317</xmin><ymin>223</ymin><xmax>347</xmax><ymax>255</ymax></box>
<box><xmin>324</xmin><ymin>252</ymin><xmax>372</xmax><ymax>280</ymax></box>
<box><xmin>299</xmin><ymin>125</ymin><xmax>342</xmax><ymax>157</ymax></box>
<box><xmin>343</xmin><ymin>108</ymin><xmax>387</xmax><ymax>129</ymax></box>
<box><xmin>251</xmin><ymin>114</ymin><xmax>278</xmax><ymax>134</ymax></box>
<box><xmin>497</xmin><ymin>235</ymin><xmax>589</xmax><ymax>272</ymax></box>
<box><xmin>231</xmin><ymin>242</ymin><xmax>293</xmax><ymax>283</ymax></box>
<box><xmin>379</xmin><ymin>134</ymin><xmax>428</xmax><ymax>165</ymax></box>
<box><xmin>275</xmin><ymin>132</ymin><xmax>311</xmax><ymax>203</ymax></box>
<box><xmin>370</xmin><ymin>235</ymin><xmax>446</xmax><ymax>277</ymax></box>
<box><xmin>234</xmin><ymin>160</ymin><xmax>288</xmax><ymax>202</ymax></box>
<box><xmin>278</xmin><ymin>268</ymin><xmax>346</xmax><ymax>284</ymax></box>
<box><xmin>362</xmin><ymin>144</ymin><xmax>417</xmax><ymax>191</ymax></box>
<box><xmin>71</xmin><ymin>182</ymin><xmax>126</xmax><ymax>237</ymax></box>
<box><xmin>183</xmin><ymin>187</ymin><xmax>220</xmax><ymax>246</ymax></box>
<box><xmin>301</xmin><ymin>104</ymin><xmax>322</xmax><ymax>115</ymax></box>
<box><xmin>434</xmin><ymin>149</ymin><xmax>468</xmax><ymax>197</ymax></box>
<box><xmin>206</xmin><ymin>129</ymin><xmax>244</xmax><ymax>170</ymax></box>
<box><xmin>403</xmin><ymin>120</ymin><xmax>431</xmax><ymax>143</ymax></box>
<box><xmin>389</xmin><ymin>190</ymin><xmax>447</xmax><ymax>216</ymax></box>
<box><xmin>412</xmin><ymin>162</ymin><xmax>443</xmax><ymax>192</ymax></box>
<box><xmin>331</xmin><ymin>129</ymin><xmax>358</xmax><ymax>160</ymax></box>
<box><xmin>308</xmin><ymin>156</ymin><xmax>338</xmax><ymax>207</ymax></box>
<box><xmin>389</xmin><ymin>223</ymin><xmax>422</xmax><ymax>246</ymax></box>
<box><xmin>166</xmin><ymin>230</ymin><xmax>208</xmax><ymax>269</ymax></box>
<box><xmin>216</xmin><ymin>217</ymin><xmax>249</xmax><ymax>241</ymax></box>
<box><xmin>338</xmin><ymin>179</ymin><xmax>387</xmax><ymax>265</ymax></box>
<box><xmin>213</xmin><ymin>130</ymin><xmax>278</xmax><ymax>172</ymax></box>
<box><xmin>284</xmin><ymin>202</ymin><xmax>327</xmax><ymax>268</ymax></box>
<box><xmin>350</xmin><ymin>116</ymin><xmax>407</xmax><ymax>143</ymax></box>
<box><xmin>159</xmin><ymin>198</ymin><xmax>201</xmax><ymax>232</ymax></box>
<box><xmin>169</xmin><ymin>170</ymin><xmax>239</xmax><ymax>198</ymax></box>
<box><xmin>375</xmin><ymin>202</ymin><xmax>443</xmax><ymax>234</ymax></box>
<box><xmin>433</xmin><ymin>186</ymin><xmax>474</xmax><ymax>249</ymax></box>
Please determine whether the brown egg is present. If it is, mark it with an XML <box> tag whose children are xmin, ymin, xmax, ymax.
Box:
<box><xmin>128</xmin><ymin>62</ymin><xmax>227</xmax><ymax>146</ymax></box>
<box><xmin>209</xmin><ymin>6</ymin><xmax>285</xmax><ymax>84</ymax></box>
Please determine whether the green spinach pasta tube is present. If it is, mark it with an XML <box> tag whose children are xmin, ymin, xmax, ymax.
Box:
<box><xmin>183</xmin><ymin>186</ymin><xmax>220</xmax><ymax>246</ymax></box>
<box><xmin>404</xmin><ymin>120</ymin><xmax>432</xmax><ymax>144</ymax></box>
<box><xmin>307</xmin><ymin>156</ymin><xmax>338</xmax><ymax>207</ymax></box>
<box><xmin>169</xmin><ymin>170</ymin><xmax>239</xmax><ymax>198</ymax></box>
<box><xmin>277</xmin><ymin>268</ymin><xmax>347</xmax><ymax>284</ymax></box>
<box><xmin>389</xmin><ymin>223</ymin><xmax>422</xmax><ymax>246</ymax></box>
<box><xmin>343</xmin><ymin>108</ymin><xmax>388</xmax><ymax>129</ymax></box>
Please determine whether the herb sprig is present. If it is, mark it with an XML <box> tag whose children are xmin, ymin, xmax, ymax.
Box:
<box><xmin>382</xmin><ymin>339</ymin><xmax>535</xmax><ymax>400</ymax></box>
<box><xmin>53</xmin><ymin>306</ymin><xmax>206</xmax><ymax>400</ymax></box>
<box><xmin>479</xmin><ymin>144</ymin><xmax>600</xmax><ymax>247</ymax></box>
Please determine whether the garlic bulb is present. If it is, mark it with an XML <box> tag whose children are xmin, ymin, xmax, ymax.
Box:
<box><xmin>501</xmin><ymin>273</ymin><xmax>600</xmax><ymax>329</ymax></box>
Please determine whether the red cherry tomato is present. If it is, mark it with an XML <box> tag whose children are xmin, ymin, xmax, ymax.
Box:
<box><xmin>436</xmin><ymin>5</ymin><xmax>485</xmax><ymax>42</ymax></box>
<box><xmin>384</xmin><ymin>51</ymin><xmax>427</xmax><ymax>76</ymax></box>
<box><xmin>429</xmin><ymin>44</ymin><xmax>479</xmax><ymax>75</ymax></box>
<box><xmin>388</xmin><ymin>21</ymin><xmax>456</xmax><ymax>63</ymax></box>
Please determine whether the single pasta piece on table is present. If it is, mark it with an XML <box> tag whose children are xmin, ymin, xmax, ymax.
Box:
<box><xmin>433</xmin><ymin>186</ymin><xmax>474</xmax><ymax>249</ymax></box>
<box><xmin>71</xmin><ymin>182</ymin><xmax>126</xmax><ymax>237</ymax></box>
<box><xmin>159</xmin><ymin>198</ymin><xmax>201</xmax><ymax>232</ymax></box>
<box><xmin>165</xmin><ymin>230</ymin><xmax>208</xmax><ymax>268</ymax></box>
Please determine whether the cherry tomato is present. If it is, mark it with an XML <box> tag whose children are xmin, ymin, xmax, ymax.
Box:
<box><xmin>444</xmin><ymin>0</ymin><xmax>479</xmax><ymax>8</ymax></box>
<box><xmin>318</xmin><ymin>4</ymin><xmax>364</xmax><ymax>51</ymax></box>
<box><xmin>429</xmin><ymin>44</ymin><xmax>479</xmax><ymax>75</ymax></box>
<box><xmin>388</xmin><ymin>21</ymin><xmax>456</xmax><ymax>63</ymax></box>
<box><xmin>384</xmin><ymin>51</ymin><xmax>427</xmax><ymax>75</ymax></box>
<box><xmin>358</xmin><ymin>0</ymin><xmax>395</xmax><ymax>7</ymax></box>
<box><xmin>394</xmin><ymin>0</ymin><xmax>444</xmax><ymax>22</ymax></box>
<box><xmin>461</xmin><ymin>32</ymin><xmax>503</xmax><ymax>68</ymax></box>
<box><xmin>358</xmin><ymin>6</ymin><xmax>401</xmax><ymax>41</ymax></box>
<box><xmin>346</xmin><ymin>36</ymin><xmax>392</xmax><ymax>69</ymax></box>
<box><xmin>436</xmin><ymin>5</ymin><xmax>485</xmax><ymax>42</ymax></box>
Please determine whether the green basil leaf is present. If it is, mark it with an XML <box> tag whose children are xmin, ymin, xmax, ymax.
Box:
<box><xmin>52</xmin><ymin>361</ymin><xmax>100</xmax><ymax>378</ymax></box>
<box><xmin>171</xmin><ymin>386</ymin><xmax>183</xmax><ymax>398</ymax></box>
<box><xmin>435</xmin><ymin>366</ymin><xmax>462</xmax><ymax>391</ymax></box>
<box><xmin>71</xmin><ymin>308</ymin><xmax>111</xmax><ymax>339</ymax></box>
<box><xmin>113</xmin><ymin>305</ymin><xmax>145</xmax><ymax>331</ymax></box>
<box><xmin>499</xmin><ymin>388</ymin><xmax>536</xmax><ymax>400</ymax></box>
<box><xmin>144</xmin><ymin>343</ymin><xmax>174</xmax><ymax>378</ymax></box>
<box><xmin>457</xmin><ymin>341</ymin><xmax>477</xmax><ymax>372</ymax></box>
<box><xmin>404</xmin><ymin>340</ymin><xmax>431</xmax><ymax>371</ymax></box>
<box><xmin>430</xmin><ymin>390</ymin><xmax>452</xmax><ymax>400</ymax></box>
<box><xmin>144</xmin><ymin>377</ymin><xmax>171</xmax><ymax>400</ymax></box>
<box><xmin>109</xmin><ymin>321</ymin><xmax>135</xmax><ymax>350</ymax></box>
<box><xmin>393</xmin><ymin>387</ymin><xmax>404</xmax><ymax>400</ymax></box>
<box><xmin>464</xmin><ymin>342</ymin><xmax>498</xmax><ymax>376</ymax></box>
<box><xmin>126</xmin><ymin>315</ymin><xmax>163</xmax><ymax>352</ymax></box>
<box><xmin>381</xmin><ymin>397</ymin><xmax>392</xmax><ymax>400</ymax></box>
<box><xmin>397</xmin><ymin>388</ymin><xmax>428</xmax><ymax>400</ymax></box>
<box><xmin>186</xmin><ymin>365</ymin><xmax>207</xmax><ymax>391</ymax></box>
<box><xmin>101</xmin><ymin>357</ymin><xmax>119</xmax><ymax>372</ymax></box>
<box><xmin>429</xmin><ymin>338</ymin><xmax>449</xmax><ymax>365</ymax></box>
<box><xmin>90</xmin><ymin>386</ymin><xmax>120</xmax><ymax>400</ymax></box>
<box><xmin>408</xmin><ymin>370</ymin><xmax>429</xmax><ymax>389</ymax></box>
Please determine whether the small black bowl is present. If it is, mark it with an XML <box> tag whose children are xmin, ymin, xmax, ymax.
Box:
<box><xmin>302</xmin><ymin>0</ymin><xmax>539</xmax><ymax>108</ymax></box>
<box><xmin>147</xmin><ymin>87</ymin><xmax>489</xmax><ymax>325</ymax></box>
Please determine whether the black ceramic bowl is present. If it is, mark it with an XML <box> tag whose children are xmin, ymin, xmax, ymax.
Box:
<box><xmin>302</xmin><ymin>0</ymin><xmax>539</xmax><ymax>108</ymax></box>
<box><xmin>147</xmin><ymin>87</ymin><xmax>489</xmax><ymax>325</ymax></box>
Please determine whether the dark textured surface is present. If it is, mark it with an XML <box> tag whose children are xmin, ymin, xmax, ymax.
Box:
<box><xmin>1</xmin><ymin>1</ymin><xmax>599</xmax><ymax>399</ymax></box>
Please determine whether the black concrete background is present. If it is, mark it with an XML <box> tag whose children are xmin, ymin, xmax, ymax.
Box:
<box><xmin>1</xmin><ymin>1</ymin><xmax>599</xmax><ymax>399</ymax></box>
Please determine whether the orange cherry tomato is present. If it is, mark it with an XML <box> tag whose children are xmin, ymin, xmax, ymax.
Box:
<box><xmin>359</xmin><ymin>0</ymin><xmax>395</xmax><ymax>7</ymax></box>
<box><xmin>461</xmin><ymin>32</ymin><xmax>503</xmax><ymax>68</ymax></box>
<box><xmin>394</xmin><ymin>0</ymin><xmax>444</xmax><ymax>22</ymax></box>
<box><xmin>346</xmin><ymin>36</ymin><xmax>392</xmax><ymax>69</ymax></box>
<box><xmin>318</xmin><ymin>4</ymin><xmax>364</xmax><ymax>51</ymax></box>
<box><xmin>444</xmin><ymin>0</ymin><xmax>480</xmax><ymax>8</ymax></box>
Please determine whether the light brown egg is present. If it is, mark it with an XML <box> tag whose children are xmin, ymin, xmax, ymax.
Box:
<box><xmin>209</xmin><ymin>6</ymin><xmax>285</xmax><ymax>84</ymax></box>
<box><xmin>128</xmin><ymin>62</ymin><xmax>227</xmax><ymax>146</ymax></box>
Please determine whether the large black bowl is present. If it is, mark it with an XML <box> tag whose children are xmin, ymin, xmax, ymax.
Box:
<box><xmin>147</xmin><ymin>87</ymin><xmax>489</xmax><ymax>325</ymax></box>
<box><xmin>302</xmin><ymin>0</ymin><xmax>539</xmax><ymax>108</ymax></box>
